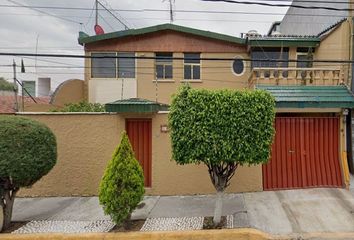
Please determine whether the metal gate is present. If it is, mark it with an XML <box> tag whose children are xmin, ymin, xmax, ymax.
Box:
<box><xmin>126</xmin><ymin>119</ymin><xmax>152</xmax><ymax>187</ymax></box>
<box><xmin>263</xmin><ymin>117</ymin><xmax>343</xmax><ymax>190</ymax></box>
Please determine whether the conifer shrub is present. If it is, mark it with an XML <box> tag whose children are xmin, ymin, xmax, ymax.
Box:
<box><xmin>0</xmin><ymin>116</ymin><xmax>57</xmax><ymax>231</ymax></box>
<box><xmin>99</xmin><ymin>131</ymin><xmax>145</xmax><ymax>226</ymax></box>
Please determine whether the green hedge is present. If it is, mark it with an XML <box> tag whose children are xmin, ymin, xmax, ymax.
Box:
<box><xmin>0</xmin><ymin>116</ymin><xmax>57</xmax><ymax>187</ymax></box>
<box><xmin>169</xmin><ymin>85</ymin><xmax>276</xmax><ymax>166</ymax></box>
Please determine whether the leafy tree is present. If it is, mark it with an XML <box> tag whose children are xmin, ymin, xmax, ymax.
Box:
<box><xmin>99</xmin><ymin>132</ymin><xmax>145</xmax><ymax>227</ymax></box>
<box><xmin>169</xmin><ymin>85</ymin><xmax>275</xmax><ymax>225</ymax></box>
<box><xmin>0</xmin><ymin>78</ymin><xmax>15</xmax><ymax>91</ymax></box>
<box><xmin>0</xmin><ymin>116</ymin><xmax>57</xmax><ymax>231</ymax></box>
<box><xmin>51</xmin><ymin>100</ymin><xmax>105</xmax><ymax>112</ymax></box>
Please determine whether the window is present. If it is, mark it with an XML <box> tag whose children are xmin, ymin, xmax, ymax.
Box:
<box><xmin>91</xmin><ymin>53</ymin><xmax>116</xmax><ymax>78</ymax></box>
<box><xmin>155</xmin><ymin>53</ymin><xmax>173</xmax><ymax>79</ymax></box>
<box><xmin>184</xmin><ymin>53</ymin><xmax>200</xmax><ymax>80</ymax></box>
<box><xmin>118</xmin><ymin>52</ymin><xmax>135</xmax><ymax>78</ymax></box>
<box><xmin>232</xmin><ymin>58</ymin><xmax>244</xmax><ymax>75</ymax></box>
<box><xmin>251</xmin><ymin>47</ymin><xmax>289</xmax><ymax>77</ymax></box>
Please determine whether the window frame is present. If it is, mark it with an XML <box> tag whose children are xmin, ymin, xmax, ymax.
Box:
<box><xmin>155</xmin><ymin>52</ymin><xmax>173</xmax><ymax>80</ymax></box>
<box><xmin>231</xmin><ymin>56</ymin><xmax>246</xmax><ymax>76</ymax></box>
<box><xmin>183</xmin><ymin>53</ymin><xmax>201</xmax><ymax>80</ymax></box>
<box><xmin>90</xmin><ymin>52</ymin><xmax>136</xmax><ymax>79</ymax></box>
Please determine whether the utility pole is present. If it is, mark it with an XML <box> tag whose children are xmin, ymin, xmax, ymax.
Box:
<box><xmin>12</xmin><ymin>60</ymin><xmax>18</xmax><ymax>112</ymax></box>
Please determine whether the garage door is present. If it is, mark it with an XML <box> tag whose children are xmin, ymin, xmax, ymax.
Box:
<box><xmin>263</xmin><ymin>117</ymin><xmax>343</xmax><ymax>190</ymax></box>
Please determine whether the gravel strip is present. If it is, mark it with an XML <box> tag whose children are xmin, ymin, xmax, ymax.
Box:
<box><xmin>140</xmin><ymin>217</ymin><xmax>204</xmax><ymax>231</ymax></box>
<box><xmin>12</xmin><ymin>220</ymin><xmax>115</xmax><ymax>234</ymax></box>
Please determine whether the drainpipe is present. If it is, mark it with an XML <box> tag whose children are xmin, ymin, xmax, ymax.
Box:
<box><xmin>348</xmin><ymin>17</ymin><xmax>354</xmax><ymax>173</ymax></box>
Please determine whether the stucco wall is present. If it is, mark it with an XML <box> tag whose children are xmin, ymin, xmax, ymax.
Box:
<box><xmin>17</xmin><ymin>113</ymin><xmax>262</xmax><ymax>197</ymax></box>
<box><xmin>51</xmin><ymin>79</ymin><xmax>85</xmax><ymax>107</ymax></box>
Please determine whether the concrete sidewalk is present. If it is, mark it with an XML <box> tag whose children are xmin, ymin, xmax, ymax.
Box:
<box><xmin>13</xmin><ymin>188</ymin><xmax>354</xmax><ymax>235</ymax></box>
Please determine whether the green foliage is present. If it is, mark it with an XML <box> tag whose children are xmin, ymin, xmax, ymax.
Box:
<box><xmin>169</xmin><ymin>85</ymin><xmax>276</xmax><ymax>166</ymax></box>
<box><xmin>99</xmin><ymin>132</ymin><xmax>145</xmax><ymax>226</ymax></box>
<box><xmin>0</xmin><ymin>116</ymin><xmax>57</xmax><ymax>187</ymax></box>
<box><xmin>0</xmin><ymin>77</ymin><xmax>14</xmax><ymax>91</ymax></box>
<box><xmin>51</xmin><ymin>100</ymin><xmax>105</xmax><ymax>112</ymax></box>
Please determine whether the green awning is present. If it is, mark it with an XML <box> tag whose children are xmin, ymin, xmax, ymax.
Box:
<box><xmin>105</xmin><ymin>98</ymin><xmax>169</xmax><ymax>113</ymax></box>
<box><xmin>256</xmin><ymin>85</ymin><xmax>354</xmax><ymax>108</ymax></box>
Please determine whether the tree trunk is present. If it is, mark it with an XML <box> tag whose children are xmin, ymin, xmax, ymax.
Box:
<box><xmin>2</xmin><ymin>189</ymin><xmax>17</xmax><ymax>231</ymax></box>
<box><xmin>213</xmin><ymin>190</ymin><xmax>223</xmax><ymax>225</ymax></box>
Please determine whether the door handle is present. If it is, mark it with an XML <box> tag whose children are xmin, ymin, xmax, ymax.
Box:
<box><xmin>289</xmin><ymin>150</ymin><xmax>295</xmax><ymax>153</ymax></box>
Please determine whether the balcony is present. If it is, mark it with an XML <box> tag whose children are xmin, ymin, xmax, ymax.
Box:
<box><xmin>249</xmin><ymin>67</ymin><xmax>345</xmax><ymax>87</ymax></box>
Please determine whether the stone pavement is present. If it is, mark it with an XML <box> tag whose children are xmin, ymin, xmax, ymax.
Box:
<box><xmin>12</xmin><ymin>188</ymin><xmax>354</xmax><ymax>235</ymax></box>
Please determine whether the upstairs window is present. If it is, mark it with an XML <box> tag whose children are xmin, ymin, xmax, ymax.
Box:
<box><xmin>118</xmin><ymin>52</ymin><xmax>135</xmax><ymax>78</ymax></box>
<box><xmin>155</xmin><ymin>53</ymin><xmax>173</xmax><ymax>79</ymax></box>
<box><xmin>251</xmin><ymin>47</ymin><xmax>289</xmax><ymax>69</ymax></box>
<box><xmin>91</xmin><ymin>52</ymin><xmax>116</xmax><ymax>78</ymax></box>
<box><xmin>184</xmin><ymin>53</ymin><xmax>200</xmax><ymax>80</ymax></box>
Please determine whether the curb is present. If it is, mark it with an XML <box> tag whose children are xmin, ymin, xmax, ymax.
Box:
<box><xmin>1</xmin><ymin>228</ymin><xmax>272</xmax><ymax>240</ymax></box>
<box><xmin>1</xmin><ymin>229</ymin><xmax>354</xmax><ymax>240</ymax></box>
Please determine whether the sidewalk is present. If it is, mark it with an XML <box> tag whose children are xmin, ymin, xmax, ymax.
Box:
<box><xmin>12</xmin><ymin>188</ymin><xmax>354</xmax><ymax>235</ymax></box>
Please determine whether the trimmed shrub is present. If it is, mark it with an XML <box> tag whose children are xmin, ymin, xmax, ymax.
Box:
<box><xmin>51</xmin><ymin>100</ymin><xmax>105</xmax><ymax>112</ymax></box>
<box><xmin>0</xmin><ymin>116</ymin><xmax>57</xmax><ymax>231</ymax></box>
<box><xmin>168</xmin><ymin>85</ymin><xmax>275</xmax><ymax>224</ymax></box>
<box><xmin>99</xmin><ymin>131</ymin><xmax>145</xmax><ymax>226</ymax></box>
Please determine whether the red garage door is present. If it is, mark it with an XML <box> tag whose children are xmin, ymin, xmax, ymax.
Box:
<box><xmin>126</xmin><ymin>119</ymin><xmax>152</xmax><ymax>187</ymax></box>
<box><xmin>263</xmin><ymin>117</ymin><xmax>343</xmax><ymax>190</ymax></box>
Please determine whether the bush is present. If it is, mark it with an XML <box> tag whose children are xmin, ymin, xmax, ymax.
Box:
<box><xmin>51</xmin><ymin>100</ymin><xmax>105</xmax><ymax>112</ymax></box>
<box><xmin>99</xmin><ymin>132</ymin><xmax>145</xmax><ymax>226</ymax></box>
<box><xmin>168</xmin><ymin>85</ymin><xmax>275</xmax><ymax>224</ymax></box>
<box><xmin>0</xmin><ymin>116</ymin><xmax>57</xmax><ymax>231</ymax></box>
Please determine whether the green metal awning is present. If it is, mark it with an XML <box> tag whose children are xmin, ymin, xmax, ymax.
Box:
<box><xmin>105</xmin><ymin>98</ymin><xmax>169</xmax><ymax>113</ymax></box>
<box><xmin>256</xmin><ymin>85</ymin><xmax>354</xmax><ymax>108</ymax></box>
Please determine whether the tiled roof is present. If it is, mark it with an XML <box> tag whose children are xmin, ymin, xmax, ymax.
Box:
<box><xmin>105</xmin><ymin>98</ymin><xmax>169</xmax><ymax>113</ymax></box>
<box><xmin>316</xmin><ymin>18</ymin><xmax>347</xmax><ymax>37</ymax></box>
<box><xmin>257</xmin><ymin>85</ymin><xmax>354</xmax><ymax>108</ymax></box>
<box><xmin>0</xmin><ymin>95</ymin><xmax>50</xmax><ymax>113</ymax></box>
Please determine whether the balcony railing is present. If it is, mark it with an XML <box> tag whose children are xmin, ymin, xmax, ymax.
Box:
<box><xmin>249</xmin><ymin>67</ymin><xmax>345</xmax><ymax>87</ymax></box>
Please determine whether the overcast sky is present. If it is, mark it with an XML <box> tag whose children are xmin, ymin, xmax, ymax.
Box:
<box><xmin>0</xmin><ymin>0</ymin><xmax>288</xmax><ymax>93</ymax></box>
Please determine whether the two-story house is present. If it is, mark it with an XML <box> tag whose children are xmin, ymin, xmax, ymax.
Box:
<box><xmin>78</xmin><ymin>21</ymin><xmax>354</xmax><ymax>192</ymax></box>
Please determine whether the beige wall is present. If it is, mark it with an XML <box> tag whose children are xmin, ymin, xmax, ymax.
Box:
<box><xmin>51</xmin><ymin>79</ymin><xmax>85</xmax><ymax>107</ymax></box>
<box><xmin>17</xmin><ymin>112</ymin><xmax>262</xmax><ymax>197</ymax></box>
<box><xmin>84</xmin><ymin>30</ymin><xmax>250</xmax><ymax>104</ymax></box>
<box><xmin>314</xmin><ymin>20</ymin><xmax>351</xmax><ymax>85</ymax></box>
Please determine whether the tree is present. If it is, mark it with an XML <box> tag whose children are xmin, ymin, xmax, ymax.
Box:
<box><xmin>168</xmin><ymin>85</ymin><xmax>275</xmax><ymax>225</ymax></box>
<box><xmin>0</xmin><ymin>116</ymin><xmax>57</xmax><ymax>231</ymax></box>
<box><xmin>51</xmin><ymin>100</ymin><xmax>105</xmax><ymax>112</ymax></box>
<box><xmin>99</xmin><ymin>132</ymin><xmax>145</xmax><ymax>227</ymax></box>
<box><xmin>0</xmin><ymin>77</ymin><xmax>15</xmax><ymax>91</ymax></box>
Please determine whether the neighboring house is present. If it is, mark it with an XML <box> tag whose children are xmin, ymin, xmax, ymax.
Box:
<box><xmin>77</xmin><ymin>22</ymin><xmax>354</xmax><ymax>191</ymax></box>
<box><xmin>0</xmin><ymin>95</ymin><xmax>51</xmax><ymax>113</ymax></box>
<box><xmin>278</xmin><ymin>0</ymin><xmax>349</xmax><ymax>36</ymax></box>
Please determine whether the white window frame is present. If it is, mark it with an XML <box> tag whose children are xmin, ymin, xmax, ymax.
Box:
<box><xmin>183</xmin><ymin>53</ymin><xmax>201</xmax><ymax>80</ymax></box>
<box><xmin>231</xmin><ymin>56</ymin><xmax>246</xmax><ymax>76</ymax></box>
<box><xmin>155</xmin><ymin>53</ymin><xmax>173</xmax><ymax>80</ymax></box>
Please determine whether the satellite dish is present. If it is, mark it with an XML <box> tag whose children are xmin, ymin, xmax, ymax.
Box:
<box><xmin>94</xmin><ymin>24</ymin><xmax>105</xmax><ymax>35</ymax></box>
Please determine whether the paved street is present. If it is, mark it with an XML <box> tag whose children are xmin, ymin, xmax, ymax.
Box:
<box><xmin>13</xmin><ymin>188</ymin><xmax>354</xmax><ymax>235</ymax></box>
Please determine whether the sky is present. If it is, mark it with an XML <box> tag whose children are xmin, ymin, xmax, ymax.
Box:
<box><xmin>0</xmin><ymin>0</ymin><xmax>288</xmax><ymax>95</ymax></box>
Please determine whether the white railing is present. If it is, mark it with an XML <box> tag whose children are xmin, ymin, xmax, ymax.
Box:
<box><xmin>249</xmin><ymin>67</ymin><xmax>344</xmax><ymax>87</ymax></box>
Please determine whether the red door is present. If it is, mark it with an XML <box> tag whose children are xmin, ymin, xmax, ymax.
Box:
<box><xmin>126</xmin><ymin>119</ymin><xmax>152</xmax><ymax>187</ymax></box>
<box><xmin>263</xmin><ymin>117</ymin><xmax>343</xmax><ymax>190</ymax></box>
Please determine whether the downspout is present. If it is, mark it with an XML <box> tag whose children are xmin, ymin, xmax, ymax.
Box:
<box><xmin>348</xmin><ymin>17</ymin><xmax>354</xmax><ymax>173</ymax></box>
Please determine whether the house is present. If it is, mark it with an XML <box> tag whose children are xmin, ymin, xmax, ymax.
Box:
<box><xmin>76</xmin><ymin>21</ymin><xmax>354</xmax><ymax>193</ymax></box>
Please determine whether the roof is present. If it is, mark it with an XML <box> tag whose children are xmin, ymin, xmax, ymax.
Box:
<box><xmin>0</xmin><ymin>95</ymin><xmax>51</xmax><ymax>113</ymax></box>
<box><xmin>248</xmin><ymin>36</ymin><xmax>320</xmax><ymax>47</ymax></box>
<box><xmin>105</xmin><ymin>98</ymin><xmax>169</xmax><ymax>113</ymax></box>
<box><xmin>256</xmin><ymin>85</ymin><xmax>354</xmax><ymax>108</ymax></box>
<box><xmin>78</xmin><ymin>23</ymin><xmax>246</xmax><ymax>45</ymax></box>
<box><xmin>316</xmin><ymin>18</ymin><xmax>347</xmax><ymax>38</ymax></box>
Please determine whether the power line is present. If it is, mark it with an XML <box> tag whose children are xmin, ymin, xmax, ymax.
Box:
<box><xmin>2</xmin><ymin>52</ymin><xmax>354</xmax><ymax>64</ymax></box>
<box><xmin>200</xmin><ymin>0</ymin><xmax>354</xmax><ymax>11</ymax></box>
<box><xmin>5</xmin><ymin>0</ymin><xmax>82</xmax><ymax>24</ymax></box>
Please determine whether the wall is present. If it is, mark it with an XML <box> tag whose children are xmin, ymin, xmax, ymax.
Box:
<box><xmin>314</xmin><ymin>20</ymin><xmax>351</xmax><ymax>85</ymax></box>
<box><xmin>16</xmin><ymin>112</ymin><xmax>262</xmax><ymax>197</ymax></box>
<box><xmin>50</xmin><ymin>79</ymin><xmax>85</xmax><ymax>107</ymax></box>
<box><xmin>84</xmin><ymin>30</ymin><xmax>249</xmax><ymax>104</ymax></box>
